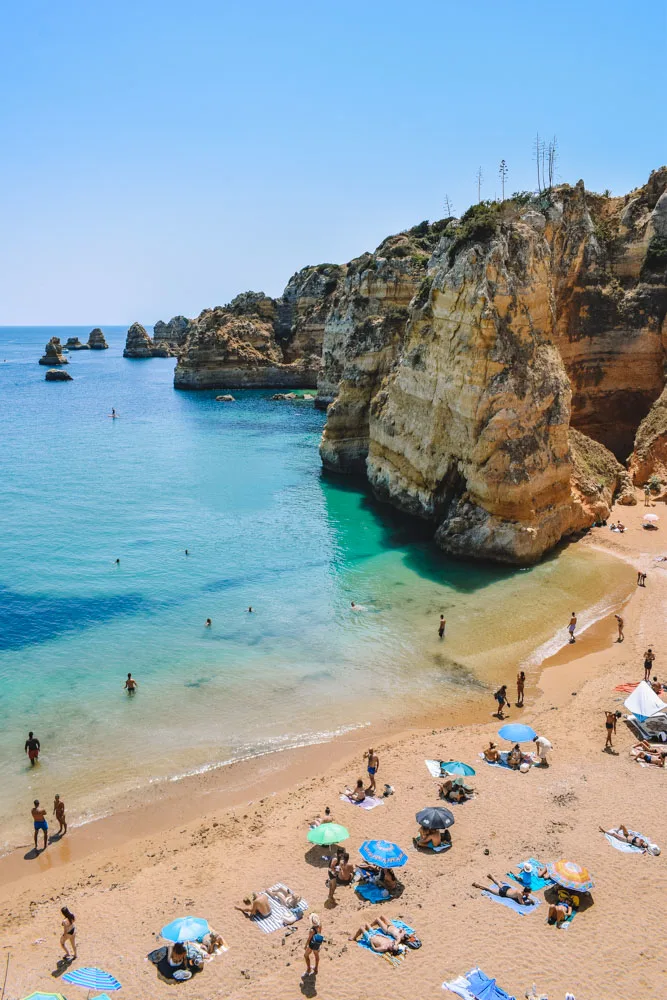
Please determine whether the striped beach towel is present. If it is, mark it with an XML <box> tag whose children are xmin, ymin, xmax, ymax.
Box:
<box><xmin>250</xmin><ymin>883</ymin><xmax>308</xmax><ymax>934</ymax></box>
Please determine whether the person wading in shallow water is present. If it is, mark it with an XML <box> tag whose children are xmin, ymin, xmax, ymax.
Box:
<box><xmin>31</xmin><ymin>800</ymin><xmax>48</xmax><ymax>851</ymax></box>
<box><xmin>567</xmin><ymin>612</ymin><xmax>577</xmax><ymax>644</ymax></box>
<box><xmin>25</xmin><ymin>731</ymin><xmax>40</xmax><ymax>766</ymax></box>
<box><xmin>615</xmin><ymin>614</ymin><xmax>624</xmax><ymax>642</ymax></box>
<box><xmin>53</xmin><ymin>794</ymin><xmax>67</xmax><ymax>836</ymax></box>
<box><xmin>438</xmin><ymin>614</ymin><xmax>446</xmax><ymax>638</ymax></box>
<box><xmin>124</xmin><ymin>672</ymin><xmax>138</xmax><ymax>694</ymax></box>
<box><xmin>516</xmin><ymin>670</ymin><xmax>525</xmax><ymax>707</ymax></box>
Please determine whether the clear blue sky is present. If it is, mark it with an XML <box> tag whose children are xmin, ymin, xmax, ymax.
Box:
<box><xmin>1</xmin><ymin>0</ymin><xmax>665</xmax><ymax>324</ymax></box>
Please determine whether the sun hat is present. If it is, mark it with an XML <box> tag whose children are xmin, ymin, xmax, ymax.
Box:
<box><xmin>522</xmin><ymin>861</ymin><xmax>533</xmax><ymax>873</ymax></box>
<box><xmin>310</xmin><ymin>913</ymin><xmax>321</xmax><ymax>926</ymax></box>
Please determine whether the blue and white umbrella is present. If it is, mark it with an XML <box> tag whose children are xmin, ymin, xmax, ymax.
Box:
<box><xmin>440</xmin><ymin>760</ymin><xmax>476</xmax><ymax>776</ymax></box>
<box><xmin>161</xmin><ymin>915</ymin><xmax>210</xmax><ymax>942</ymax></box>
<box><xmin>62</xmin><ymin>968</ymin><xmax>121</xmax><ymax>992</ymax></box>
<box><xmin>498</xmin><ymin>723</ymin><xmax>536</xmax><ymax>743</ymax></box>
<box><xmin>359</xmin><ymin>839</ymin><xmax>408</xmax><ymax>868</ymax></box>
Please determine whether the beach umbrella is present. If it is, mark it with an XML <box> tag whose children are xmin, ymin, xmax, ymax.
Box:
<box><xmin>439</xmin><ymin>760</ymin><xmax>476</xmax><ymax>776</ymax></box>
<box><xmin>21</xmin><ymin>994</ymin><xmax>69</xmax><ymax>1000</ymax></box>
<box><xmin>307</xmin><ymin>822</ymin><xmax>349</xmax><ymax>846</ymax></box>
<box><xmin>416</xmin><ymin>806</ymin><xmax>455</xmax><ymax>830</ymax></box>
<box><xmin>359</xmin><ymin>839</ymin><xmax>408</xmax><ymax>868</ymax></box>
<box><xmin>62</xmin><ymin>968</ymin><xmax>121</xmax><ymax>992</ymax></box>
<box><xmin>644</xmin><ymin>513</ymin><xmax>659</xmax><ymax>521</ymax></box>
<box><xmin>546</xmin><ymin>859</ymin><xmax>594</xmax><ymax>892</ymax></box>
<box><xmin>161</xmin><ymin>915</ymin><xmax>210</xmax><ymax>942</ymax></box>
<box><xmin>498</xmin><ymin>723</ymin><xmax>536</xmax><ymax>743</ymax></box>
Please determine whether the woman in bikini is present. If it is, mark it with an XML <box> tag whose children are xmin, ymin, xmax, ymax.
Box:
<box><xmin>483</xmin><ymin>741</ymin><xmax>501</xmax><ymax>762</ymax></box>
<box><xmin>344</xmin><ymin>779</ymin><xmax>366</xmax><ymax>803</ymax></box>
<box><xmin>60</xmin><ymin>906</ymin><xmax>77</xmax><ymax>962</ymax></box>
<box><xmin>472</xmin><ymin>875</ymin><xmax>534</xmax><ymax>906</ymax></box>
<box><xmin>547</xmin><ymin>889</ymin><xmax>578</xmax><ymax>926</ymax></box>
<box><xmin>327</xmin><ymin>851</ymin><xmax>354</xmax><ymax>903</ymax></box>
<box><xmin>351</xmin><ymin>915</ymin><xmax>407</xmax><ymax>954</ymax></box>
<box><xmin>516</xmin><ymin>670</ymin><xmax>525</xmax><ymax>707</ymax></box>
<box><xmin>631</xmin><ymin>742</ymin><xmax>667</xmax><ymax>766</ymax></box>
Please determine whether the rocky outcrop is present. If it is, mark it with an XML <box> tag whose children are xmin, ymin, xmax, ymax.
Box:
<box><xmin>628</xmin><ymin>386</ymin><xmax>667</xmax><ymax>485</ymax></box>
<box><xmin>45</xmin><ymin>368</ymin><xmax>73</xmax><ymax>381</ymax></box>
<box><xmin>320</xmin><ymin>173</ymin><xmax>666</xmax><ymax>564</ymax></box>
<box><xmin>87</xmin><ymin>328</ymin><xmax>109</xmax><ymax>349</ymax></box>
<box><xmin>174</xmin><ymin>291</ymin><xmax>323</xmax><ymax>389</ymax></box>
<box><xmin>153</xmin><ymin>316</ymin><xmax>191</xmax><ymax>345</ymax></box>
<box><xmin>123</xmin><ymin>323</ymin><xmax>177</xmax><ymax>359</ymax></box>
<box><xmin>64</xmin><ymin>337</ymin><xmax>89</xmax><ymax>350</ymax></box>
<box><xmin>39</xmin><ymin>337</ymin><xmax>68</xmax><ymax>365</ymax></box>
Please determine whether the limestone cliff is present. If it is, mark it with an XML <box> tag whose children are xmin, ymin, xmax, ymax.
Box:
<box><xmin>123</xmin><ymin>323</ymin><xmax>177</xmax><ymax>359</ymax></box>
<box><xmin>153</xmin><ymin>316</ymin><xmax>191</xmax><ymax>345</ymax></box>
<box><xmin>320</xmin><ymin>170</ymin><xmax>666</xmax><ymax>563</ymax></box>
<box><xmin>628</xmin><ymin>386</ymin><xmax>667</xmax><ymax>485</ymax></box>
<box><xmin>173</xmin><ymin>286</ymin><xmax>329</xmax><ymax>390</ymax></box>
<box><xmin>87</xmin><ymin>328</ymin><xmax>109</xmax><ymax>349</ymax></box>
<box><xmin>39</xmin><ymin>337</ymin><xmax>68</xmax><ymax>365</ymax></box>
<box><xmin>64</xmin><ymin>337</ymin><xmax>89</xmax><ymax>351</ymax></box>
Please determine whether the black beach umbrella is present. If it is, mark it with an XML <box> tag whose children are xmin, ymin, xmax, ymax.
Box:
<box><xmin>416</xmin><ymin>806</ymin><xmax>455</xmax><ymax>830</ymax></box>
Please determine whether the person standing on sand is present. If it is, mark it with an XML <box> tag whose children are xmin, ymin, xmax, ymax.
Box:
<box><xmin>53</xmin><ymin>794</ymin><xmax>67</xmax><ymax>836</ymax></box>
<box><xmin>615</xmin><ymin>615</ymin><xmax>624</xmax><ymax>642</ymax></box>
<box><xmin>516</xmin><ymin>670</ymin><xmax>525</xmax><ymax>707</ymax></box>
<box><xmin>567</xmin><ymin>612</ymin><xmax>577</xmax><ymax>644</ymax></box>
<box><xmin>303</xmin><ymin>914</ymin><xmax>323</xmax><ymax>977</ymax></box>
<box><xmin>644</xmin><ymin>485</ymin><xmax>651</xmax><ymax>507</ymax></box>
<box><xmin>59</xmin><ymin>906</ymin><xmax>77</xmax><ymax>962</ymax></box>
<box><xmin>438</xmin><ymin>614</ymin><xmax>446</xmax><ymax>638</ymax></box>
<box><xmin>364</xmin><ymin>748</ymin><xmax>379</xmax><ymax>793</ymax></box>
<box><xmin>494</xmin><ymin>685</ymin><xmax>509</xmax><ymax>719</ymax></box>
<box><xmin>604</xmin><ymin>710</ymin><xmax>621</xmax><ymax>750</ymax></box>
<box><xmin>25</xmin><ymin>731</ymin><xmax>40</xmax><ymax>766</ymax></box>
<box><xmin>124</xmin><ymin>672</ymin><xmax>137</xmax><ymax>694</ymax></box>
<box><xmin>31</xmin><ymin>799</ymin><xmax>48</xmax><ymax>851</ymax></box>
<box><xmin>532</xmin><ymin>734</ymin><xmax>552</xmax><ymax>766</ymax></box>
<box><xmin>644</xmin><ymin>647</ymin><xmax>655</xmax><ymax>682</ymax></box>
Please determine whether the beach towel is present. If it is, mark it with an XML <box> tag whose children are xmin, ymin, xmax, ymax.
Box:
<box><xmin>340</xmin><ymin>793</ymin><xmax>384</xmax><ymax>810</ymax></box>
<box><xmin>355</xmin><ymin>882</ymin><xmax>390</xmax><ymax>903</ymax></box>
<box><xmin>250</xmin><ymin>883</ymin><xmax>308</xmax><ymax>934</ymax></box>
<box><xmin>614</xmin><ymin>682</ymin><xmax>639</xmax><ymax>693</ymax></box>
<box><xmin>443</xmin><ymin>967</ymin><xmax>516</xmax><ymax>1000</ymax></box>
<box><xmin>603</xmin><ymin>830</ymin><xmax>647</xmax><ymax>853</ymax></box>
<box><xmin>425</xmin><ymin>759</ymin><xmax>443</xmax><ymax>778</ymax></box>
<box><xmin>413</xmin><ymin>838</ymin><xmax>451</xmax><ymax>853</ymax></box>
<box><xmin>548</xmin><ymin>909</ymin><xmax>576</xmax><ymax>930</ymax></box>
<box><xmin>508</xmin><ymin>858</ymin><xmax>553</xmax><ymax>891</ymax></box>
<box><xmin>478</xmin><ymin>752</ymin><xmax>512</xmax><ymax>770</ymax></box>
<box><xmin>481</xmin><ymin>890</ymin><xmax>541</xmax><ymax>915</ymax></box>
<box><xmin>356</xmin><ymin>919</ymin><xmax>414</xmax><ymax>966</ymax></box>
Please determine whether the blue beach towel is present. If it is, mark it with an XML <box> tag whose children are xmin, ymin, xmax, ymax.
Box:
<box><xmin>413</xmin><ymin>838</ymin><xmax>451</xmax><ymax>853</ymax></box>
<box><xmin>548</xmin><ymin>908</ymin><xmax>576</xmax><ymax>929</ymax></box>
<box><xmin>478</xmin><ymin>752</ymin><xmax>512</xmax><ymax>770</ymax></box>
<box><xmin>355</xmin><ymin>882</ymin><xmax>390</xmax><ymax>903</ymax></box>
<box><xmin>481</xmin><ymin>890</ymin><xmax>541</xmax><ymax>915</ymax></box>
<box><xmin>508</xmin><ymin>858</ymin><xmax>553</xmax><ymax>891</ymax></box>
<box><xmin>356</xmin><ymin>919</ymin><xmax>414</xmax><ymax>964</ymax></box>
<box><xmin>443</xmin><ymin>966</ymin><xmax>516</xmax><ymax>1000</ymax></box>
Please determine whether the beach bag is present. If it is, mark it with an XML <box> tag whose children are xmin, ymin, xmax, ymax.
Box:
<box><xmin>404</xmin><ymin>933</ymin><xmax>422</xmax><ymax>949</ymax></box>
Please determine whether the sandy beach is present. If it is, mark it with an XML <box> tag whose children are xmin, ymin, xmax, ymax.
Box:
<box><xmin>2</xmin><ymin>498</ymin><xmax>666</xmax><ymax>1000</ymax></box>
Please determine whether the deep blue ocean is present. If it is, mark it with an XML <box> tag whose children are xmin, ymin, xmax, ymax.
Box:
<box><xmin>0</xmin><ymin>327</ymin><xmax>632</xmax><ymax>848</ymax></box>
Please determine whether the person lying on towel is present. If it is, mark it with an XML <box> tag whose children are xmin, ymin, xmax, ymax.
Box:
<box><xmin>472</xmin><ymin>874</ymin><xmax>535</xmax><ymax>905</ymax></box>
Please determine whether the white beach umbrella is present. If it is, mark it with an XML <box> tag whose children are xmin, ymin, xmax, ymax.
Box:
<box><xmin>644</xmin><ymin>513</ymin><xmax>659</xmax><ymax>522</ymax></box>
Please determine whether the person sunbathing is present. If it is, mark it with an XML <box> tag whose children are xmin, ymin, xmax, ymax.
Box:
<box><xmin>631</xmin><ymin>743</ymin><xmax>667</xmax><ymax>766</ymax></box>
<box><xmin>507</xmin><ymin>744</ymin><xmax>523</xmax><ymax>769</ymax></box>
<box><xmin>343</xmin><ymin>779</ymin><xmax>366</xmax><ymax>803</ymax></box>
<box><xmin>599</xmin><ymin>824</ymin><xmax>660</xmax><ymax>854</ymax></box>
<box><xmin>351</xmin><ymin>916</ymin><xmax>407</xmax><ymax>954</ymax></box>
<box><xmin>414</xmin><ymin>825</ymin><xmax>444</xmax><ymax>848</ymax></box>
<box><xmin>472</xmin><ymin>875</ymin><xmax>535</xmax><ymax>906</ymax></box>
<box><xmin>438</xmin><ymin>777</ymin><xmax>473</xmax><ymax>802</ymax></box>
<box><xmin>235</xmin><ymin>892</ymin><xmax>271</xmax><ymax>917</ymax></box>
<box><xmin>483</xmin><ymin>742</ymin><xmax>501</xmax><ymax>762</ymax></box>
<box><xmin>547</xmin><ymin>889</ymin><xmax>578</xmax><ymax>926</ymax></box>
<box><xmin>311</xmin><ymin>806</ymin><xmax>334</xmax><ymax>827</ymax></box>
<box><xmin>364</xmin><ymin>866</ymin><xmax>399</xmax><ymax>892</ymax></box>
<box><xmin>269</xmin><ymin>886</ymin><xmax>305</xmax><ymax>909</ymax></box>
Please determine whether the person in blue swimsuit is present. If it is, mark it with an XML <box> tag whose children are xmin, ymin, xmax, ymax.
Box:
<box><xmin>364</xmin><ymin>748</ymin><xmax>379</xmax><ymax>793</ymax></box>
<box><xmin>31</xmin><ymin>799</ymin><xmax>48</xmax><ymax>851</ymax></box>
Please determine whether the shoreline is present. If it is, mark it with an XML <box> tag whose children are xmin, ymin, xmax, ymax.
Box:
<box><xmin>0</xmin><ymin>528</ymin><xmax>636</xmax><ymax>882</ymax></box>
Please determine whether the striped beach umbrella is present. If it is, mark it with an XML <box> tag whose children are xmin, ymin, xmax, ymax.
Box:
<box><xmin>546</xmin><ymin>859</ymin><xmax>594</xmax><ymax>892</ymax></box>
<box><xmin>307</xmin><ymin>823</ymin><xmax>349</xmax><ymax>846</ymax></box>
<box><xmin>440</xmin><ymin>761</ymin><xmax>476</xmax><ymax>776</ymax></box>
<box><xmin>62</xmin><ymin>968</ymin><xmax>121</xmax><ymax>992</ymax></box>
<box><xmin>161</xmin><ymin>915</ymin><xmax>210</xmax><ymax>942</ymax></box>
<box><xmin>359</xmin><ymin>839</ymin><xmax>408</xmax><ymax>868</ymax></box>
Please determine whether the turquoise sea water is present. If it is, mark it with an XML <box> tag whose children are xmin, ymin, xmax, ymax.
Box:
<box><xmin>0</xmin><ymin>327</ymin><xmax>632</xmax><ymax>850</ymax></box>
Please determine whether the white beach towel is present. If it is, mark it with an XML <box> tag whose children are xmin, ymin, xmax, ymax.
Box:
<box><xmin>340</xmin><ymin>793</ymin><xmax>384</xmax><ymax>809</ymax></box>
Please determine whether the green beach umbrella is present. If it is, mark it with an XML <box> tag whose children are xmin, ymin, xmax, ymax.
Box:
<box><xmin>307</xmin><ymin>822</ymin><xmax>349</xmax><ymax>846</ymax></box>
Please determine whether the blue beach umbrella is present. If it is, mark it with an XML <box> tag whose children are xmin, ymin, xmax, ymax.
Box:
<box><xmin>440</xmin><ymin>760</ymin><xmax>476</xmax><ymax>776</ymax></box>
<box><xmin>62</xmin><ymin>969</ymin><xmax>121</xmax><ymax>992</ymax></box>
<box><xmin>161</xmin><ymin>915</ymin><xmax>210</xmax><ymax>942</ymax></box>
<box><xmin>21</xmin><ymin>994</ymin><xmax>69</xmax><ymax>1000</ymax></box>
<box><xmin>498</xmin><ymin>723</ymin><xmax>536</xmax><ymax>743</ymax></box>
<box><xmin>359</xmin><ymin>839</ymin><xmax>408</xmax><ymax>868</ymax></box>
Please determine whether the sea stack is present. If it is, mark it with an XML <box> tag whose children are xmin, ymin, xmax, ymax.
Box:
<box><xmin>153</xmin><ymin>315</ymin><xmax>191</xmax><ymax>345</ymax></box>
<box><xmin>64</xmin><ymin>336</ymin><xmax>89</xmax><ymax>351</ymax></box>
<box><xmin>123</xmin><ymin>322</ymin><xmax>177</xmax><ymax>358</ymax></box>
<box><xmin>38</xmin><ymin>337</ymin><xmax>68</xmax><ymax>365</ymax></box>
<box><xmin>87</xmin><ymin>328</ymin><xmax>109</xmax><ymax>349</ymax></box>
<box><xmin>45</xmin><ymin>368</ymin><xmax>73</xmax><ymax>381</ymax></box>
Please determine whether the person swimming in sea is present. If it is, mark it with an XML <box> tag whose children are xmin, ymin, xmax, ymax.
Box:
<box><xmin>205</xmin><ymin>618</ymin><xmax>212</xmax><ymax>627</ymax></box>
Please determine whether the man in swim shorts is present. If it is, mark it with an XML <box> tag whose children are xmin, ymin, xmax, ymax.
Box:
<box><xmin>124</xmin><ymin>672</ymin><xmax>138</xmax><ymax>694</ymax></box>
<box><xmin>643</xmin><ymin>647</ymin><xmax>655</xmax><ymax>682</ymax></box>
<box><xmin>31</xmin><ymin>799</ymin><xmax>48</xmax><ymax>851</ymax></box>
<box><xmin>567</xmin><ymin>612</ymin><xmax>577</xmax><ymax>643</ymax></box>
<box><xmin>365</xmin><ymin>748</ymin><xmax>379</xmax><ymax>793</ymax></box>
<box><xmin>25</xmin><ymin>731</ymin><xmax>40</xmax><ymax>766</ymax></box>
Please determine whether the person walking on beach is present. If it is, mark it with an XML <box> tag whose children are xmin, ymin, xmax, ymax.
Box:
<box><xmin>644</xmin><ymin>485</ymin><xmax>651</xmax><ymax>506</ymax></box>
<box><xmin>364</xmin><ymin>748</ymin><xmax>379</xmax><ymax>793</ymax></box>
<box><xmin>532</xmin><ymin>734</ymin><xmax>552</xmax><ymax>766</ymax></box>
<box><xmin>25</xmin><ymin>731</ymin><xmax>40</xmax><ymax>766</ymax></box>
<box><xmin>494</xmin><ymin>685</ymin><xmax>509</xmax><ymax>719</ymax></box>
<box><xmin>59</xmin><ymin>906</ymin><xmax>77</xmax><ymax>962</ymax></box>
<box><xmin>303</xmin><ymin>913</ymin><xmax>323</xmax><ymax>977</ymax></box>
<box><xmin>604</xmin><ymin>710</ymin><xmax>621</xmax><ymax>751</ymax></box>
<box><xmin>53</xmin><ymin>794</ymin><xmax>67</xmax><ymax>836</ymax></box>
<box><xmin>516</xmin><ymin>670</ymin><xmax>525</xmax><ymax>707</ymax></box>
<box><xmin>615</xmin><ymin>614</ymin><xmax>624</xmax><ymax>642</ymax></box>
<box><xmin>644</xmin><ymin>648</ymin><xmax>655</xmax><ymax>682</ymax></box>
<box><xmin>124</xmin><ymin>672</ymin><xmax>137</xmax><ymax>694</ymax></box>
<box><xmin>31</xmin><ymin>800</ymin><xmax>48</xmax><ymax>851</ymax></box>
<box><xmin>567</xmin><ymin>612</ymin><xmax>577</xmax><ymax>644</ymax></box>
<box><xmin>438</xmin><ymin>614</ymin><xmax>446</xmax><ymax>638</ymax></box>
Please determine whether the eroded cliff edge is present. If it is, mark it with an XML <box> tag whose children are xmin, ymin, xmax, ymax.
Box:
<box><xmin>320</xmin><ymin>170</ymin><xmax>666</xmax><ymax>564</ymax></box>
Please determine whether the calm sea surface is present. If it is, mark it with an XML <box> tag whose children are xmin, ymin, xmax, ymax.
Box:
<box><xmin>0</xmin><ymin>327</ymin><xmax>632</xmax><ymax>849</ymax></box>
